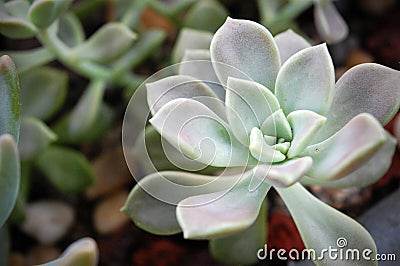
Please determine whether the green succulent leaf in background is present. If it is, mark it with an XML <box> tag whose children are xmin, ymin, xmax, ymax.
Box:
<box><xmin>19</xmin><ymin>66</ymin><xmax>67</xmax><ymax>121</ymax></box>
<box><xmin>71</xmin><ymin>23</ymin><xmax>137</xmax><ymax>64</ymax></box>
<box><xmin>0</xmin><ymin>10</ymin><xmax>37</xmax><ymax>39</ymax></box>
<box><xmin>0</xmin><ymin>55</ymin><xmax>21</xmax><ymax>141</ymax></box>
<box><xmin>35</xmin><ymin>146</ymin><xmax>94</xmax><ymax>193</ymax></box>
<box><xmin>183</xmin><ymin>0</ymin><xmax>228</xmax><ymax>32</ymax></box>
<box><xmin>28</xmin><ymin>0</ymin><xmax>73</xmax><ymax>29</ymax></box>
<box><xmin>0</xmin><ymin>135</ymin><xmax>20</xmax><ymax>228</ymax></box>
<box><xmin>18</xmin><ymin>117</ymin><xmax>57</xmax><ymax>161</ymax></box>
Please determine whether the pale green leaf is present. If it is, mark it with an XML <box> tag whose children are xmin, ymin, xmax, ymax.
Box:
<box><xmin>210</xmin><ymin>201</ymin><xmax>267</xmax><ymax>266</ymax></box>
<box><xmin>0</xmin><ymin>55</ymin><xmax>20</xmax><ymax>141</ymax></box>
<box><xmin>172</xmin><ymin>28</ymin><xmax>213</xmax><ymax>64</ymax></box>
<box><xmin>0</xmin><ymin>134</ymin><xmax>20</xmax><ymax>228</ymax></box>
<box><xmin>313</xmin><ymin>63</ymin><xmax>400</xmax><ymax>143</ymax></box>
<box><xmin>0</xmin><ymin>16</ymin><xmax>37</xmax><ymax>39</ymax></box>
<box><xmin>277</xmin><ymin>183</ymin><xmax>377</xmax><ymax>266</ymax></box>
<box><xmin>20</xmin><ymin>66</ymin><xmax>67</xmax><ymax>120</ymax></box>
<box><xmin>35</xmin><ymin>146</ymin><xmax>94</xmax><ymax>193</ymax></box>
<box><xmin>183</xmin><ymin>0</ymin><xmax>228</xmax><ymax>32</ymax></box>
<box><xmin>176</xmin><ymin>173</ymin><xmax>270</xmax><ymax>239</ymax></box>
<box><xmin>149</xmin><ymin>98</ymin><xmax>253</xmax><ymax>167</ymax></box>
<box><xmin>71</xmin><ymin>22</ymin><xmax>136</xmax><ymax>63</ymax></box>
<box><xmin>18</xmin><ymin>117</ymin><xmax>57</xmax><ymax>160</ymax></box>
<box><xmin>275</xmin><ymin>44</ymin><xmax>335</xmax><ymax>115</ymax></box>
<box><xmin>28</xmin><ymin>0</ymin><xmax>73</xmax><ymax>29</ymax></box>
<box><xmin>122</xmin><ymin>170</ymin><xmax>240</xmax><ymax>235</ymax></box>
<box><xmin>226</xmin><ymin>77</ymin><xmax>280</xmax><ymax>145</ymax></box>
<box><xmin>210</xmin><ymin>17</ymin><xmax>280</xmax><ymax>89</ymax></box>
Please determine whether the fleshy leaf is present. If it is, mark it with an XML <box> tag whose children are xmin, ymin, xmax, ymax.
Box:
<box><xmin>260</xmin><ymin>109</ymin><xmax>292</xmax><ymax>141</ymax></box>
<box><xmin>0</xmin><ymin>55</ymin><xmax>20</xmax><ymax>142</ymax></box>
<box><xmin>57</xmin><ymin>12</ymin><xmax>85</xmax><ymax>47</ymax></box>
<box><xmin>209</xmin><ymin>201</ymin><xmax>267</xmax><ymax>265</ymax></box>
<box><xmin>286</xmin><ymin>110</ymin><xmax>326</xmax><ymax>158</ymax></box>
<box><xmin>53</xmin><ymin>102</ymin><xmax>114</xmax><ymax>144</ymax></box>
<box><xmin>303</xmin><ymin>113</ymin><xmax>386</xmax><ymax>181</ymax></box>
<box><xmin>133</xmin><ymin>125</ymin><xmax>216</xmax><ymax>174</ymax></box>
<box><xmin>275</xmin><ymin>44</ymin><xmax>335</xmax><ymax>115</ymax></box>
<box><xmin>274</xmin><ymin>29</ymin><xmax>311</xmax><ymax>64</ymax></box>
<box><xmin>20</xmin><ymin>66</ymin><xmax>67</xmax><ymax>120</ymax></box>
<box><xmin>251</xmin><ymin>157</ymin><xmax>312</xmax><ymax>188</ymax></box>
<box><xmin>314</xmin><ymin>1</ymin><xmax>348</xmax><ymax>44</ymax></box>
<box><xmin>275</xmin><ymin>43</ymin><xmax>335</xmax><ymax>116</ymax></box>
<box><xmin>276</xmin><ymin>183</ymin><xmax>377</xmax><ymax>266</ymax></box>
<box><xmin>179</xmin><ymin>49</ymin><xmax>225</xmax><ymax>100</ymax></box>
<box><xmin>176</xmin><ymin>174</ymin><xmax>271</xmax><ymax>239</ymax></box>
<box><xmin>183</xmin><ymin>0</ymin><xmax>228</xmax><ymax>32</ymax></box>
<box><xmin>122</xmin><ymin>171</ymin><xmax>241</xmax><ymax>235</ymax></box>
<box><xmin>249</xmin><ymin>127</ymin><xmax>285</xmax><ymax>163</ymax></box>
<box><xmin>0</xmin><ymin>16</ymin><xmax>37</xmax><ymax>39</ymax></box>
<box><xmin>35</xmin><ymin>146</ymin><xmax>94</xmax><ymax>193</ymax></box>
<box><xmin>313</xmin><ymin>63</ymin><xmax>400</xmax><ymax>143</ymax></box>
<box><xmin>172</xmin><ymin>28</ymin><xmax>213</xmax><ymax>64</ymax></box>
<box><xmin>146</xmin><ymin>75</ymin><xmax>222</xmax><ymax>116</ymax></box>
<box><xmin>210</xmin><ymin>17</ymin><xmax>280</xmax><ymax>89</ymax></box>
<box><xmin>39</xmin><ymin>237</ymin><xmax>98</xmax><ymax>266</ymax></box>
<box><xmin>113</xmin><ymin>29</ymin><xmax>166</xmax><ymax>73</ymax></box>
<box><xmin>0</xmin><ymin>134</ymin><xmax>20</xmax><ymax>228</ymax></box>
<box><xmin>0</xmin><ymin>47</ymin><xmax>55</xmax><ymax>73</ymax></box>
<box><xmin>71</xmin><ymin>23</ymin><xmax>136</xmax><ymax>63</ymax></box>
<box><xmin>68</xmin><ymin>80</ymin><xmax>105</xmax><ymax>139</ymax></box>
<box><xmin>148</xmin><ymin>0</ymin><xmax>196</xmax><ymax>19</ymax></box>
<box><xmin>28</xmin><ymin>0</ymin><xmax>73</xmax><ymax>29</ymax></box>
<box><xmin>226</xmin><ymin>77</ymin><xmax>280</xmax><ymax>145</ymax></box>
<box><xmin>303</xmin><ymin>129</ymin><xmax>391</xmax><ymax>189</ymax></box>
<box><xmin>149</xmin><ymin>98</ymin><xmax>252</xmax><ymax>167</ymax></box>
<box><xmin>5</xmin><ymin>0</ymin><xmax>30</xmax><ymax>19</ymax></box>
<box><xmin>18</xmin><ymin>117</ymin><xmax>57</xmax><ymax>160</ymax></box>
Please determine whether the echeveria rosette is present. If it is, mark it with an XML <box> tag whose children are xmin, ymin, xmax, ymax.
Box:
<box><xmin>123</xmin><ymin>18</ymin><xmax>400</xmax><ymax>265</ymax></box>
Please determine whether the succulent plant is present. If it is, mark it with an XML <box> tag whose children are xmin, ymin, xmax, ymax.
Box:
<box><xmin>123</xmin><ymin>18</ymin><xmax>400</xmax><ymax>265</ymax></box>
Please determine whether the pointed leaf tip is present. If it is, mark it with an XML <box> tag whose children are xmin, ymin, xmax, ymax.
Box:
<box><xmin>211</xmin><ymin>17</ymin><xmax>280</xmax><ymax>89</ymax></box>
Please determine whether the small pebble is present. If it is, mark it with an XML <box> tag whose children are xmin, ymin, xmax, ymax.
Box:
<box><xmin>345</xmin><ymin>49</ymin><xmax>374</xmax><ymax>69</ymax></box>
<box><xmin>93</xmin><ymin>190</ymin><xmax>130</xmax><ymax>234</ymax></box>
<box><xmin>27</xmin><ymin>245</ymin><xmax>61</xmax><ymax>265</ymax></box>
<box><xmin>21</xmin><ymin>201</ymin><xmax>74</xmax><ymax>244</ymax></box>
<box><xmin>140</xmin><ymin>8</ymin><xmax>176</xmax><ymax>38</ymax></box>
<box><xmin>358</xmin><ymin>0</ymin><xmax>396</xmax><ymax>15</ymax></box>
<box><xmin>9</xmin><ymin>252</ymin><xmax>25</xmax><ymax>266</ymax></box>
<box><xmin>86</xmin><ymin>147</ymin><xmax>132</xmax><ymax>200</ymax></box>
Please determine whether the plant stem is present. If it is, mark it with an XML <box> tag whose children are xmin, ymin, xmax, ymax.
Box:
<box><xmin>267</xmin><ymin>0</ymin><xmax>314</xmax><ymax>34</ymax></box>
<box><xmin>37</xmin><ymin>28</ymin><xmax>144</xmax><ymax>88</ymax></box>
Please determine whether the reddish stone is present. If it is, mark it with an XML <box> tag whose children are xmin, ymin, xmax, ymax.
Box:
<box><xmin>267</xmin><ymin>211</ymin><xmax>305</xmax><ymax>256</ymax></box>
<box><xmin>132</xmin><ymin>240</ymin><xmax>186</xmax><ymax>266</ymax></box>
